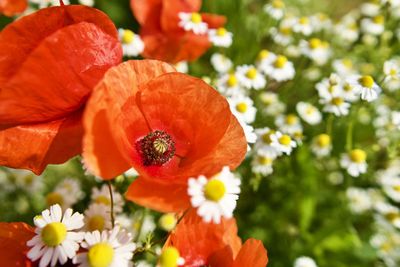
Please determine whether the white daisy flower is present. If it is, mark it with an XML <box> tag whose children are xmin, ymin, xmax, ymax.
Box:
<box><xmin>346</xmin><ymin>187</ymin><xmax>373</xmax><ymax>214</ymax></box>
<box><xmin>211</xmin><ymin>53</ymin><xmax>233</xmax><ymax>73</ymax></box>
<box><xmin>384</xmin><ymin>60</ymin><xmax>400</xmax><ymax>83</ymax></box>
<box><xmin>263</xmin><ymin>55</ymin><xmax>296</xmax><ymax>82</ymax></box>
<box><xmin>236</xmin><ymin>65</ymin><xmax>266</xmax><ymax>90</ymax></box>
<box><xmin>375</xmin><ymin>202</ymin><xmax>400</xmax><ymax>229</ymax></box>
<box><xmin>332</xmin><ymin>59</ymin><xmax>356</xmax><ymax>77</ymax></box>
<box><xmin>118</xmin><ymin>29</ymin><xmax>144</xmax><ymax>57</ymax></box>
<box><xmin>73</xmin><ymin>227</ymin><xmax>136</xmax><ymax>267</ymax></box>
<box><xmin>334</xmin><ymin>16</ymin><xmax>359</xmax><ymax>44</ymax></box>
<box><xmin>78</xmin><ymin>0</ymin><xmax>94</xmax><ymax>6</ymax></box>
<box><xmin>251</xmin><ymin>150</ymin><xmax>276</xmax><ymax>176</ymax></box>
<box><xmin>27</xmin><ymin>204</ymin><xmax>84</xmax><ymax>267</ymax></box>
<box><xmin>84</xmin><ymin>203</ymin><xmax>112</xmax><ymax>232</ymax></box>
<box><xmin>215</xmin><ymin>73</ymin><xmax>243</xmax><ymax>96</ymax></box>
<box><xmin>310</xmin><ymin>13</ymin><xmax>332</xmax><ymax>32</ymax></box>
<box><xmin>254</xmin><ymin>127</ymin><xmax>279</xmax><ymax>157</ymax></box>
<box><xmin>292</xmin><ymin>17</ymin><xmax>313</xmax><ymax>36</ymax></box>
<box><xmin>361</xmin><ymin>16</ymin><xmax>385</xmax><ymax>35</ymax></box>
<box><xmin>238</xmin><ymin>120</ymin><xmax>257</xmax><ymax>152</ymax></box>
<box><xmin>228</xmin><ymin>95</ymin><xmax>257</xmax><ymax>124</ymax></box>
<box><xmin>263</xmin><ymin>0</ymin><xmax>285</xmax><ymax>20</ymax></box>
<box><xmin>361</xmin><ymin>2</ymin><xmax>381</xmax><ymax>16</ymax></box>
<box><xmin>311</xmin><ymin>134</ymin><xmax>332</xmax><ymax>157</ymax></box>
<box><xmin>178</xmin><ymin>12</ymin><xmax>208</xmax><ymax>34</ymax></box>
<box><xmin>270</xmin><ymin>131</ymin><xmax>297</xmax><ymax>155</ymax></box>
<box><xmin>208</xmin><ymin>27</ymin><xmax>233</xmax><ymax>47</ymax></box>
<box><xmin>321</xmin><ymin>95</ymin><xmax>351</xmax><ymax>116</ymax></box>
<box><xmin>270</xmin><ymin>26</ymin><xmax>293</xmax><ymax>46</ymax></box>
<box><xmin>300</xmin><ymin>38</ymin><xmax>331</xmax><ymax>65</ymax></box>
<box><xmin>296</xmin><ymin>102</ymin><xmax>322</xmax><ymax>125</ymax></box>
<box><xmin>340</xmin><ymin>149</ymin><xmax>368</xmax><ymax>177</ymax></box>
<box><xmin>294</xmin><ymin>256</ymin><xmax>318</xmax><ymax>267</ymax></box>
<box><xmin>275</xmin><ymin>114</ymin><xmax>303</xmax><ymax>135</ymax></box>
<box><xmin>188</xmin><ymin>166</ymin><xmax>241</xmax><ymax>224</ymax></box>
<box><xmin>30</xmin><ymin>0</ymin><xmax>70</xmax><ymax>8</ymax></box>
<box><xmin>256</xmin><ymin>49</ymin><xmax>277</xmax><ymax>73</ymax></box>
<box><xmin>46</xmin><ymin>187</ymin><xmax>80</xmax><ymax>210</ymax></box>
<box><xmin>173</xmin><ymin>61</ymin><xmax>189</xmax><ymax>73</ymax></box>
<box><xmin>379</xmin><ymin>171</ymin><xmax>400</xmax><ymax>203</ymax></box>
<box><xmin>315</xmin><ymin>74</ymin><xmax>342</xmax><ymax>100</ymax></box>
<box><xmin>91</xmin><ymin>184</ymin><xmax>124</xmax><ymax>214</ymax></box>
<box><xmin>347</xmin><ymin>75</ymin><xmax>381</xmax><ymax>102</ymax></box>
<box><xmin>259</xmin><ymin>92</ymin><xmax>286</xmax><ymax>116</ymax></box>
<box><xmin>159</xmin><ymin>246</ymin><xmax>185</xmax><ymax>267</ymax></box>
<box><xmin>341</xmin><ymin>81</ymin><xmax>359</xmax><ymax>102</ymax></box>
<box><xmin>12</xmin><ymin>169</ymin><xmax>43</xmax><ymax>193</ymax></box>
<box><xmin>116</xmin><ymin>211</ymin><xmax>156</xmax><ymax>241</ymax></box>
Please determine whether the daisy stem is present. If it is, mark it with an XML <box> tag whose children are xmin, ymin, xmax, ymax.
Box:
<box><xmin>326</xmin><ymin>114</ymin><xmax>334</xmax><ymax>137</ymax></box>
<box><xmin>107</xmin><ymin>181</ymin><xmax>115</xmax><ymax>228</ymax></box>
<box><xmin>135</xmin><ymin>208</ymin><xmax>148</xmax><ymax>242</ymax></box>
<box><xmin>346</xmin><ymin>120</ymin><xmax>353</xmax><ymax>152</ymax></box>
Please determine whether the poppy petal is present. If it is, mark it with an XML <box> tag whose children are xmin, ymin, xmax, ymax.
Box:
<box><xmin>83</xmin><ymin>60</ymin><xmax>176</xmax><ymax>179</ymax></box>
<box><xmin>201</xmin><ymin>13</ymin><xmax>227</xmax><ymax>29</ymax></box>
<box><xmin>233</xmin><ymin>239</ymin><xmax>269</xmax><ymax>267</ymax></box>
<box><xmin>0</xmin><ymin>5</ymin><xmax>122</xmax><ymax>125</ymax></box>
<box><xmin>125</xmin><ymin>177</ymin><xmax>190</xmax><ymax>212</ymax></box>
<box><xmin>0</xmin><ymin>111</ymin><xmax>82</xmax><ymax>174</ymax></box>
<box><xmin>0</xmin><ymin>0</ymin><xmax>27</xmax><ymax>16</ymax></box>
<box><xmin>130</xmin><ymin>0</ymin><xmax>162</xmax><ymax>26</ymax></box>
<box><xmin>160</xmin><ymin>0</ymin><xmax>201</xmax><ymax>32</ymax></box>
<box><xmin>0</xmin><ymin>222</ymin><xmax>35</xmax><ymax>267</ymax></box>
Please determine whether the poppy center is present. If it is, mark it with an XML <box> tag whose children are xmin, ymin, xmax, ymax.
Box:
<box><xmin>137</xmin><ymin>130</ymin><xmax>176</xmax><ymax>166</ymax></box>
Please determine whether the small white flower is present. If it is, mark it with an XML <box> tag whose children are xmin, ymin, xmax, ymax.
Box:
<box><xmin>254</xmin><ymin>127</ymin><xmax>279</xmax><ymax>156</ymax></box>
<box><xmin>238</xmin><ymin>120</ymin><xmax>257</xmax><ymax>152</ymax></box>
<box><xmin>321</xmin><ymin>95</ymin><xmax>351</xmax><ymax>116</ymax></box>
<box><xmin>78</xmin><ymin>0</ymin><xmax>94</xmax><ymax>6</ymax></box>
<box><xmin>292</xmin><ymin>17</ymin><xmax>313</xmax><ymax>36</ymax></box>
<box><xmin>384</xmin><ymin>60</ymin><xmax>400</xmax><ymax>83</ymax></box>
<box><xmin>300</xmin><ymin>38</ymin><xmax>331</xmax><ymax>65</ymax></box>
<box><xmin>236</xmin><ymin>65</ymin><xmax>266</xmax><ymax>90</ymax></box>
<box><xmin>263</xmin><ymin>55</ymin><xmax>296</xmax><ymax>82</ymax></box>
<box><xmin>211</xmin><ymin>53</ymin><xmax>233</xmax><ymax>73</ymax></box>
<box><xmin>263</xmin><ymin>0</ymin><xmax>285</xmax><ymax>20</ymax></box>
<box><xmin>27</xmin><ymin>204</ymin><xmax>84</xmax><ymax>267</ymax></box>
<box><xmin>347</xmin><ymin>75</ymin><xmax>381</xmax><ymax>102</ymax></box>
<box><xmin>361</xmin><ymin>16</ymin><xmax>385</xmax><ymax>35</ymax></box>
<box><xmin>91</xmin><ymin>184</ymin><xmax>124</xmax><ymax>213</ymax></box>
<box><xmin>332</xmin><ymin>59</ymin><xmax>356</xmax><ymax>77</ymax></box>
<box><xmin>259</xmin><ymin>92</ymin><xmax>286</xmax><ymax>116</ymax></box>
<box><xmin>270</xmin><ymin>26</ymin><xmax>293</xmax><ymax>46</ymax></box>
<box><xmin>208</xmin><ymin>27</ymin><xmax>233</xmax><ymax>47</ymax></box>
<box><xmin>334</xmin><ymin>17</ymin><xmax>359</xmax><ymax>44</ymax></box>
<box><xmin>173</xmin><ymin>61</ymin><xmax>189</xmax><ymax>73</ymax></box>
<box><xmin>73</xmin><ymin>227</ymin><xmax>136</xmax><ymax>267</ymax></box>
<box><xmin>188</xmin><ymin>167</ymin><xmax>241</xmax><ymax>224</ymax></box>
<box><xmin>118</xmin><ymin>29</ymin><xmax>144</xmax><ymax>57</ymax></box>
<box><xmin>251</xmin><ymin>150</ymin><xmax>275</xmax><ymax>176</ymax></box>
<box><xmin>315</xmin><ymin>73</ymin><xmax>342</xmax><ymax>100</ymax></box>
<box><xmin>294</xmin><ymin>256</ymin><xmax>318</xmax><ymax>267</ymax></box>
<box><xmin>375</xmin><ymin>202</ymin><xmax>400</xmax><ymax>229</ymax></box>
<box><xmin>178</xmin><ymin>12</ymin><xmax>208</xmax><ymax>34</ymax></box>
<box><xmin>116</xmin><ymin>211</ymin><xmax>156</xmax><ymax>241</ymax></box>
<box><xmin>30</xmin><ymin>0</ymin><xmax>70</xmax><ymax>8</ymax></box>
<box><xmin>296</xmin><ymin>102</ymin><xmax>322</xmax><ymax>125</ymax></box>
<box><xmin>228</xmin><ymin>95</ymin><xmax>257</xmax><ymax>124</ymax></box>
<box><xmin>361</xmin><ymin>2</ymin><xmax>381</xmax><ymax>16</ymax></box>
<box><xmin>346</xmin><ymin>187</ymin><xmax>373</xmax><ymax>214</ymax></box>
<box><xmin>270</xmin><ymin>131</ymin><xmax>297</xmax><ymax>155</ymax></box>
<box><xmin>256</xmin><ymin>49</ymin><xmax>277</xmax><ymax>74</ymax></box>
<box><xmin>84</xmin><ymin>203</ymin><xmax>112</xmax><ymax>232</ymax></box>
<box><xmin>275</xmin><ymin>114</ymin><xmax>302</xmax><ymax>135</ymax></box>
<box><xmin>311</xmin><ymin>134</ymin><xmax>332</xmax><ymax>158</ymax></box>
<box><xmin>12</xmin><ymin>169</ymin><xmax>43</xmax><ymax>193</ymax></box>
<box><xmin>215</xmin><ymin>73</ymin><xmax>243</xmax><ymax>96</ymax></box>
<box><xmin>340</xmin><ymin>149</ymin><xmax>368</xmax><ymax>177</ymax></box>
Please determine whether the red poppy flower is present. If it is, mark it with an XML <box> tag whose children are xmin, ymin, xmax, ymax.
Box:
<box><xmin>130</xmin><ymin>0</ymin><xmax>226</xmax><ymax>63</ymax></box>
<box><xmin>0</xmin><ymin>5</ymin><xmax>122</xmax><ymax>174</ymax></box>
<box><xmin>0</xmin><ymin>0</ymin><xmax>27</xmax><ymax>16</ymax></box>
<box><xmin>0</xmin><ymin>222</ymin><xmax>35</xmax><ymax>267</ymax></box>
<box><xmin>83</xmin><ymin>59</ymin><xmax>246</xmax><ymax>212</ymax></box>
<box><xmin>163</xmin><ymin>210</ymin><xmax>269</xmax><ymax>267</ymax></box>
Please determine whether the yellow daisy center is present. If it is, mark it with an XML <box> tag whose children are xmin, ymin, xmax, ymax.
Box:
<box><xmin>305</xmin><ymin>106</ymin><xmax>315</xmax><ymax>115</ymax></box>
<box><xmin>122</xmin><ymin>29</ymin><xmax>135</xmax><ymax>44</ymax></box>
<box><xmin>236</xmin><ymin>102</ymin><xmax>248</xmax><ymax>113</ymax></box>
<box><xmin>373</xmin><ymin>15</ymin><xmax>384</xmax><ymax>24</ymax></box>
<box><xmin>204</xmin><ymin>179</ymin><xmax>226</xmax><ymax>202</ymax></box>
<box><xmin>46</xmin><ymin>192</ymin><xmax>64</xmax><ymax>207</ymax></box>
<box><xmin>272</xmin><ymin>0</ymin><xmax>284</xmax><ymax>8</ymax></box>
<box><xmin>227</xmin><ymin>74</ymin><xmax>238</xmax><ymax>87</ymax></box>
<box><xmin>258</xmin><ymin>49</ymin><xmax>270</xmax><ymax>60</ymax></box>
<box><xmin>216</xmin><ymin>27</ymin><xmax>227</xmax><ymax>36</ymax></box>
<box><xmin>385</xmin><ymin>212</ymin><xmax>400</xmax><ymax>222</ymax></box>
<box><xmin>95</xmin><ymin>196</ymin><xmax>111</xmax><ymax>206</ymax></box>
<box><xmin>350</xmin><ymin>149</ymin><xmax>367</xmax><ymax>163</ymax></box>
<box><xmin>262</xmin><ymin>133</ymin><xmax>273</xmax><ymax>144</ymax></box>
<box><xmin>258</xmin><ymin>156</ymin><xmax>272</xmax><ymax>165</ymax></box>
<box><xmin>246</xmin><ymin>67</ymin><xmax>258</xmax><ymax>79</ymax></box>
<box><xmin>299</xmin><ymin>17</ymin><xmax>309</xmax><ymax>25</ymax></box>
<box><xmin>331</xmin><ymin>97</ymin><xmax>344</xmax><ymax>106</ymax></box>
<box><xmin>285</xmin><ymin>114</ymin><xmax>298</xmax><ymax>125</ymax></box>
<box><xmin>41</xmin><ymin>222</ymin><xmax>67</xmax><ymax>247</ymax></box>
<box><xmin>394</xmin><ymin>185</ymin><xmax>400</xmax><ymax>192</ymax></box>
<box><xmin>87</xmin><ymin>215</ymin><xmax>105</xmax><ymax>232</ymax></box>
<box><xmin>279</xmin><ymin>135</ymin><xmax>292</xmax><ymax>146</ymax></box>
<box><xmin>160</xmin><ymin>247</ymin><xmax>180</xmax><ymax>267</ymax></box>
<box><xmin>342</xmin><ymin>59</ymin><xmax>353</xmax><ymax>68</ymax></box>
<box><xmin>280</xmin><ymin>27</ymin><xmax>291</xmax><ymax>35</ymax></box>
<box><xmin>390</xmin><ymin>69</ymin><xmax>397</xmax><ymax>76</ymax></box>
<box><xmin>344</xmin><ymin>83</ymin><xmax>353</xmax><ymax>92</ymax></box>
<box><xmin>309</xmin><ymin>38</ymin><xmax>322</xmax><ymax>49</ymax></box>
<box><xmin>88</xmin><ymin>243</ymin><xmax>114</xmax><ymax>267</ymax></box>
<box><xmin>191</xmin><ymin>13</ymin><xmax>202</xmax><ymax>23</ymax></box>
<box><xmin>159</xmin><ymin>213</ymin><xmax>177</xmax><ymax>231</ymax></box>
<box><xmin>359</xmin><ymin>75</ymin><xmax>374</xmax><ymax>88</ymax></box>
<box><xmin>316</xmin><ymin>134</ymin><xmax>330</xmax><ymax>147</ymax></box>
<box><xmin>274</xmin><ymin>55</ymin><xmax>288</xmax><ymax>68</ymax></box>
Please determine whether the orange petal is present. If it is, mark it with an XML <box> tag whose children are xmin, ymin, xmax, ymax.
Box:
<box><xmin>201</xmin><ymin>13</ymin><xmax>227</xmax><ymax>29</ymax></box>
<box><xmin>160</xmin><ymin>0</ymin><xmax>201</xmax><ymax>32</ymax></box>
<box><xmin>125</xmin><ymin>176</ymin><xmax>190</xmax><ymax>212</ymax></box>
<box><xmin>233</xmin><ymin>239</ymin><xmax>269</xmax><ymax>267</ymax></box>
<box><xmin>83</xmin><ymin>60</ymin><xmax>176</xmax><ymax>179</ymax></box>
<box><xmin>0</xmin><ymin>0</ymin><xmax>27</xmax><ymax>17</ymax></box>
<box><xmin>0</xmin><ymin>111</ymin><xmax>83</xmax><ymax>174</ymax></box>
<box><xmin>0</xmin><ymin>222</ymin><xmax>35</xmax><ymax>267</ymax></box>
<box><xmin>0</xmin><ymin>5</ymin><xmax>121</xmax><ymax>125</ymax></box>
<box><xmin>130</xmin><ymin>0</ymin><xmax>162</xmax><ymax>26</ymax></box>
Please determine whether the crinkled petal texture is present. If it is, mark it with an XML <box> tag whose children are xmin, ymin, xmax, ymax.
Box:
<box><xmin>0</xmin><ymin>0</ymin><xmax>27</xmax><ymax>16</ymax></box>
<box><xmin>83</xmin><ymin>60</ymin><xmax>246</xmax><ymax>212</ymax></box>
<box><xmin>0</xmin><ymin>5</ymin><xmax>122</xmax><ymax>174</ymax></box>
<box><xmin>0</xmin><ymin>222</ymin><xmax>35</xmax><ymax>267</ymax></box>
<box><xmin>131</xmin><ymin>0</ymin><xmax>225</xmax><ymax>63</ymax></box>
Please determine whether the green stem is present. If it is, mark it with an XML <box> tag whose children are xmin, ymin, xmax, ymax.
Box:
<box><xmin>346</xmin><ymin>120</ymin><xmax>353</xmax><ymax>152</ymax></box>
<box><xmin>107</xmin><ymin>181</ymin><xmax>115</xmax><ymax>228</ymax></box>
<box><xmin>326</xmin><ymin>114</ymin><xmax>334</xmax><ymax>137</ymax></box>
<box><xmin>135</xmin><ymin>208</ymin><xmax>148</xmax><ymax>242</ymax></box>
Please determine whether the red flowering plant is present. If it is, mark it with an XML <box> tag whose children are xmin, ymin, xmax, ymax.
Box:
<box><xmin>0</xmin><ymin>0</ymin><xmax>27</xmax><ymax>16</ymax></box>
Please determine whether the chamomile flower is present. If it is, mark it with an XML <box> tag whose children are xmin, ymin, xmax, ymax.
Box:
<box><xmin>346</xmin><ymin>187</ymin><xmax>373</xmax><ymax>214</ymax></box>
<box><xmin>294</xmin><ymin>256</ymin><xmax>318</xmax><ymax>267</ymax></box>
<box><xmin>188</xmin><ymin>167</ymin><xmax>241</xmax><ymax>224</ymax></box>
<box><xmin>347</xmin><ymin>75</ymin><xmax>381</xmax><ymax>102</ymax></box>
<box><xmin>251</xmin><ymin>150</ymin><xmax>275</xmax><ymax>176</ymax></box>
<box><xmin>361</xmin><ymin>2</ymin><xmax>381</xmax><ymax>16</ymax></box>
<box><xmin>84</xmin><ymin>203</ymin><xmax>112</xmax><ymax>232</ymax></box>
<box><xmin>115</xmin><ymin>212</ymin><xmax>156</xmax><ymax>241</ymax></box>
<box><xmin>300</xmin><ymin>38</ymin><xmax>331</xmax><ymax>65</ymax></box>
<box><xmin>263</xmin><ymin>55</ymin><xmax>296</xmax><ymax>82</ymax></box>
<box><xmin>256</xmin><ymin>49</ymin><xmax>277</xmax><ymax>73</ymax></box>
<box><xmin>321</xmin><ymin>95</ymin><xmax>351</xmax><ymax>116</ymax></box>
<box><xmin>91</xmin><ymin>184</ymin><xmax>124</xmax><ymax>213</ymax></box>
<box><xmin>46</xmin><ymin>187</ymin><xmax>79</xmax><ymax>210</ymax></box>
<box><xmin>310</xmin><ymin>13</ymin><xmax>332</xmax><ymax>32</ymax></box>
<box><xmin>159</xmin><ymin>247</ymin><xmax>185</xmax><ymax>267</ymax></box>
<box><xmin>216</xmin><ymin>73</ymin><xmax>243</xmax><ymax>96</ymax></box>
<box><xmin>73</xmin><ymin>227</ymin><xmax>136</xmax><ymax>267</ymax></box>
<box><xmin>311</xmin><ymin>134</ymin><xmax>332</xmax><ymax>157</ymax></box>
<box><xmin>334</xmin><ymin>16</ymin><xmax>359</xmax><ymax>44</ymax></box>
<box><xmin>173</xmin><ymin>61</ymin><xmax>189</xmax><ymax>73</ymax></box>
<box><xmin>211</xmin><ymin>53</ymin><xmax>233</xmax><ymax>73</ymax></box>
<box><xmin>340</xmin><ymin>149</ymin><xmax>368</xmax><ymax>177</ymax></box>
<box><xmin>361</xmin><ymin>15</ymin><xmax>385</xmax><ymax>35</ymax></box>
<box><xmin>270</xmin><ymin>131</ymin><xmax>297</xmax><ymax>155</ymax></box>
<box><xmin>332</xmin><ymin>59</ymin><xmax>356</xmax><ymax>77</ymax></box>
<box><xmin>259</xmin><ymin>92</ymin><xmax>286</xmax><ymax>116</ymax></box>
<box><xmin>293</xmin><ymin>16</ymin><xmax>313</xmax><ymax>36</ymax></box>
<box><xmin>238</xmin><ymin>120</ymin><xmax>257</xmax><ymax>151</ymax></box>
<box><xmin>236</xmin><ymin>65</ymin><xmax>266</xmax><ymax>90</ymax></box>
<box><xmin>178</xmin><ymin>12</ymin><xmax>208</xmax><ymax>34</ymax></box>
<box><xmin>159</xmin><ymin>213</ymin><xmax>177</xmax><ymax>232</ymax></box>
<box><xmin>78</xmin><ymin>0</ymin><xmax>94</xmax><ymax>6</ymax></box>
<box><xmin>264</xmin><ymin>0</ymin><xmax>285</xmax><ymax>20</ymax></box>
<box><xmin>254</xmin><ymin>127</ymin><xmax>279</xmax><ymax>156</ymax></box>
<box><xmin>275</xmin><ymin>114</ymin><xmax>303</xmax><ymax>135</ymax></box>
<box><xmin>228</xmin><ymin>95</ymin><xmax>257</xmax><ymax>124</ymax></box>
<box><xmin>270</xmin><ymin>25</ymin><xmax>293</xmax><ymax>46</ymax></box>
<box><xmin>56</xmin><ymin>178</ymin><xmax>84</xmax><ymax>201</ymax></box>
<box><xmin>384</xmin><ymin>60</ymin><xmax>400</xmax><ymax>83</ymax></box>
<box><xmin>375</xmin><ymin>202</ymin><xmax>400</xmax><ymax>229</ymax></box>
<box><xmin>27</xmin><ymin>204</ymin><xmax>84</xmax><ymax>267</ymax></box>
<box><xmin>208</xmin><ymin>27</ymin><xmax>233</xmax><ymax>47</ymax></box>
<box><xmin>341</xmin><ymin>81</ymin><xmax>359</xmax><ymax>102</ymax></box>
<box><xmin>12</xmin><ymin>169</ymin><xmax>43</xmax><ymax>193</ymax></box>
<box><xmin>296</xmin><ymin>102</ymin><xmax>322</xmax><ymax>125</ymax></box>
<box><xmin>30</xmin><ymin>0</ymin><xmax>70</xmax><ymax>8</ymax></box>
<box><xmin>118</xmin><ymin>29</ymin><xmax>144</xmax><ymax>57</ymax></box>
<box><xmin>316</xmin><ymin>73</ymin><xmax>342</xmax><ymax>100</ymax></box>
